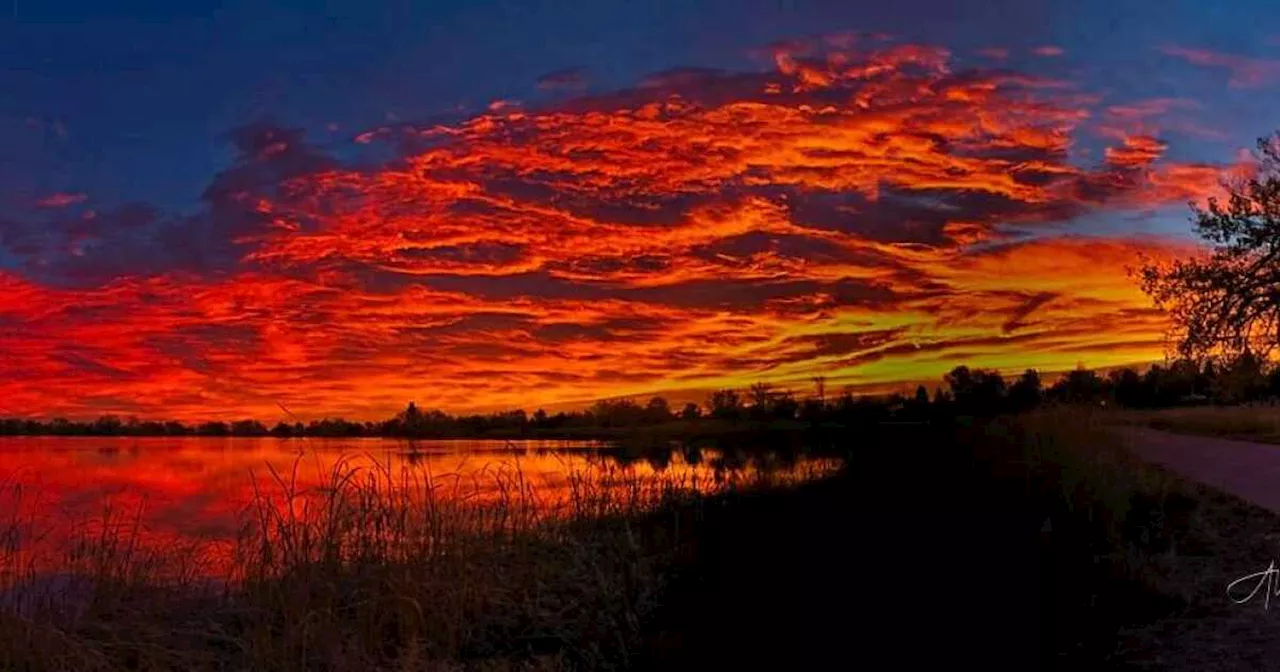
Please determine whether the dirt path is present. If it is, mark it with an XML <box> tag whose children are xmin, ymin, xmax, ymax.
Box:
<box><xmin>1121</xmin><ymin>427</ymin><xmax>1280</xmax><ymax>514</ymax></box>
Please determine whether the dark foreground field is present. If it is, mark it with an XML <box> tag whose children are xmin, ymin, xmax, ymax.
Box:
<box><xmin>4</xmin><ymin>412</ymin><xmax>1280</xmax><ymax>669</ymax></box>
<box><xmin>645</xmin><ymin>412</ymin><xmax>1280</xmax><ymax>670</ymax></box>
<box><xmin>640</xmin><ymin>421</ymin><xmax>1042</xmax><ymax>670</ymax></box>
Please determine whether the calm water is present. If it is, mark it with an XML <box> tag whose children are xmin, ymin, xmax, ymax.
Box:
<box><xmin>0</xmin><ymin>436</ymin><xmax>836</xmax><ymax>579</ymax></box>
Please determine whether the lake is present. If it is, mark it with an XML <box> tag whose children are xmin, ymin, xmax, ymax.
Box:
<box><xmin>0</xmin><ymin>436</ymin><xmax>838</xmax><ymax>583</ymax></box>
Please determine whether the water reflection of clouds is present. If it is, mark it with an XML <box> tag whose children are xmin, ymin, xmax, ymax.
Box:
<box><xmin>0</xmin><ymin>436</ymin><xmax>839</xmax><ymax>577</ymax></box>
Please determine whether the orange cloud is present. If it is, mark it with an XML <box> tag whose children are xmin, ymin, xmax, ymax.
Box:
<box><xmin>0</xmin><ymin>39</ymin><xmax>1250</xmax><ymax>420</ymax></box>
<box><xmin>1105</xmin><ymin>134</ymin><xmax>1168</xmax><ymax>168</ymax></box>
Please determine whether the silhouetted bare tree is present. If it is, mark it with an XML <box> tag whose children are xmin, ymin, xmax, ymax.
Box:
<box><xmin>748</xmin><ymin>382</ymin><xmax>773</xmax><ymax>416</ymax></box>
<box><xmin>812</xmin><ymin>375</ymin><xmax>827</xmax><ymax>404</ymax></box>
<box><xmin>945</xmin><ymin>366</ymin><xmax>1006</xmax><ymax>414</ymax></box>
<box><xmin>644</xmin><ymin>396</ymin><xmax>672</xmax><ymax>423</ymax></box>
<box><xmin>708</xmin><ymin>389</ymin><xmax>742</xmax><ymax>420</ymax></box>
<box><xmin>1140</xmin><ymin>133</ymin><xmax>1280</xmax><ymax>360</ymax></box>
<box><xmin>1007</xmin><ymin>370</ymin><xmax>1043</xmax><ymax>411</ymax></box>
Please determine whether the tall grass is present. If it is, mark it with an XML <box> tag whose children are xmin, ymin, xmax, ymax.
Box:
<box><xmin>971</xmin><ymin>411</ymin><xmax>1197</xmax><ymax>589</ymax></box>
<box><xmin>961</xmin><ymin>409</ymin><xmax>1280</xmax><ymax>666</ymax></box>
<box><xmin>0</xmin><ymin>451</ymin><xmax>836</xmax><ymax>671</ymax></box>
<box><xmin>1118</xmin><ymin>404</ymin><xmax>1280</xmax><ymax>443</ymax></box>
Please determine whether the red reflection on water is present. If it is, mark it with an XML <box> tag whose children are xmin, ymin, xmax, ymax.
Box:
<box><xmin>0</xmin><ymin>437</ymin><xmax>835</xmax><ymax>582</ymax></box>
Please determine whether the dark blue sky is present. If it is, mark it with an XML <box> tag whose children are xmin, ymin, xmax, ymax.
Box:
<box><xmin>2</xmin><ymin>0</ymin><xmax>1279</xmax><ymax>215</ymax></box>
<box><xmin>6</xmin><ymin>0</ymin><xmax>1280</xmax><ymax>418</ymax></box>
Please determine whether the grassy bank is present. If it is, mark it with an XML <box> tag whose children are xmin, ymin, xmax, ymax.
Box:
<box><xmin>955</xmin><ymin>411</ymin><xmax>1280</xmax><ymax>669</ymax></box>
<box><xmin>1117</xmin><ymin>405</ymin><xmax>1280</xmax><ymax>444</ymax></box>
<box><xmin>646</xmin><ymin>410</ymin><xmax>1280</xmax><ymax>668</ymax></box>
<box><xmin>0</xmin><ymin>451</ymin><xmax>840</xmax><ymax>671</ymax></box>
<box><xmin>3</xmin><ymin>415</ymin><xmax>1280</xmax><ymax>669</ymax></box>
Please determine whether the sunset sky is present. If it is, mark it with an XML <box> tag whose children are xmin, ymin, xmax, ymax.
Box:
<box><xmin>2</xmin><ymin>0</ymin><xmax>1279</xmax><ymax>420</ymax></box>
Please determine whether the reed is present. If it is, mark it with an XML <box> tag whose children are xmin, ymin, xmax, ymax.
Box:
<box><xmin>0</xmin><ymin>451</ymin><xmax>834</xmax><ymax>671</ymax></box>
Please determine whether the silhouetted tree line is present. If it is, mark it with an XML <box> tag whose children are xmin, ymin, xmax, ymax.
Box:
<box><xmin>5</xmin><ymin>356</ymin><xmax>1280</xmax><ymax>438</ymax></box>
<box><xmin>935</xmin><ymin>353</ymin><xmax>1280</xmax><ymax>414</ymax></box>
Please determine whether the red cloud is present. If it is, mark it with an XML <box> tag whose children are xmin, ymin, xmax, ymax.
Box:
<box><xmin>0</xmin><ymin>38</ymin><xmax>1252</xmax><ymax>420</ymax></box>
<box><xmin>36</xmin><ymin>192</ymin><xmax>87</xmax><ymax>208</ymax></box>
<box><xmin>1105</xmin><ymin>134</ymin><xmax>1168</xmax><ymax>167</ymax></box>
